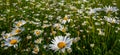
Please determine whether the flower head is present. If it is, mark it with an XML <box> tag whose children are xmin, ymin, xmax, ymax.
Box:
<box><xmin>32</xmin><ymin>45</ymin><xmax>39</xmax><ymax>54</ymax></box>
<box><xmin>11</xmin><ymin>27</ymin><xmax>24</xmax><ymax>35</ymax></box>
<box><xmin>4</xmin><ymin>36</ymin><xmax>21</xmax><ymax>48</ymax></box>
<box><xmin>104</xmin><ymin>6</ymin><xmax>119</xmax><ymax>13</ymax></box>
<box><xmin>49</xmin><ymin>36</ymin><xmax>73</xmax><ymax>53</ymax></box>
<box><xmin>61</xmin><ymin>15</ymin><xmax>71</xmax><ymax>24</ymax></box>
<box><xmin>14</xmin><ymin>20</ymin><xmax>26</xmax><ymax>27</ymax></box>
<box><xmin>34</xmin><ymin>29</ymin><xmax>43</xmax><ymax>36</ymax></box>
<box><xmin>1</xmin><ymin>32</ymin><xmax>13</xmax><ymax>39</ymax></box>
<box><xmin>104</xmin><ymin>16</ymin><xmax>119</xmax><ymax>24</ymax></box>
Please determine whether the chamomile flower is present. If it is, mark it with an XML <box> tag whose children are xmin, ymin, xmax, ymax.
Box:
<box><xmin>104</xmin><ymin>16</ymin><xmax>119</xmax><ymax>24</ymax></box>
<box><xmin>32</xmin><ymin>45</ymin><xmax>39</xmax><ymax>54</ymax></box>
<box><xmin>90</xmin><ymin>43</ymin><xmax>95</xmax><ymax>48</ymax></box>
<box><xmin>11</xmin><ymin>27</ymin><xmax>24</xmax><ymax>35</ymax></box>
<box><xmin>1</xmin><ymin>32</ymin><xmax>13</xmax><ymax>39</ymax></box>
<box><xmin>61</xmin><ymin>15</ymin><xmax>71</xmax><ymax>24</ymax></box>
<box><xmin>104</xmin><ymin>6</ymin><xmax>119</xmax><ymax>13</ymax></box>
<box><xmin>14</xmin><ymin>20</ymin><xmax>26</xmax><ymax>27</ymax></box>
<box><xmin>53</xmin><ymin>23</ymin><xmax>62</xmax><ymax>29</ymax></box>
<box><xmin>34</xmin><ymin>38</ymin><xmax>43</xmax><ymax>44</ymax></box>
<box><xmin>59</xmin><ymin>26</ymin><xmax>67</xmax><ymax>33</ymax></box>
<box><xmin>4</xmin><ymin>36</ymin><xmax>21</xmax><ymax>48</ymax></box>
<box><xmin>49</xmin><ymin>36</ymin><xmax>73</xmax><ymax>53</ymax></box>
<box><xmin>97</xmin><ymin>28</ymin><xmax>105</xmax><ymax>36</ymax></box>
<box><xmin>88</xmin><ymin>8</ymin><xmax>97</xmax><ymax>15</ymax></box>
<box><xmin>34</xmin><ymin>29</ymin><xmax>43</xmax><ymax>36</ymax></box>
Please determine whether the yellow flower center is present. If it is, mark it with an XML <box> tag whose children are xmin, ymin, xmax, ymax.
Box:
<box><xmin>34</xmin><ymin>48</ymin><xmax>39</xmax><ymax>52</ymax></box>
<box><xmin>58</xmin><ymin>42</ymin><xmax>66</xmax><ymax>49</ymax></box>
<box><xmin>36</xmin><ymin>31</ymin><xmax>40</xmax><ymax>35</ymax></box>
<box><xmin>10</xmin><ymin>39</ymin><xmax>17</xmax><ymax>44</ymax></box>
<box><xmin>62</xmin><ymin>28</ymin><xmax>66</xmax><ymax>32</ymax></box>
<box><xmin>63</xmin><ymin>16</ymin><xmax>68</xmax><ymax>20</ymax></box>
<box><xmin>4</xmin><ymin>35</ymin><xmax>9</xmax><ymax>39</ymax></box>
<box><xmin>15</xmin><ymin>29</ymin><xmax>21</xmax><ymax>33</ymax></box>
<box><xmin>17</xmin><ymin>22</ymin><xmax>22</xmax><ymax>27</ymax></box>
<box><xmin>56</xmin><ymin>25</ymin><xmax>60</xmax><ymax>29</ymax></box>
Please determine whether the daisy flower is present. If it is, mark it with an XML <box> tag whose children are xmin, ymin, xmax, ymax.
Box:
<box><xmin>34</xmin><ymin>29</ymin><xmax>43</xmax><ymax>36</ymax></box>
<box><xmin>49</xmin><ymin>36</ymin><xmax>73</xmax><ymax>53</ymax></box>
<box><xmin>97</xmin><ymin>28</ymin><xmax>105</xmax><ymax>36</ymax></box>
<box><xmin>104</xmin><ymin>6</ymin><xmax>119</xmax><ymax>13</ymax></box>
<box><xmin>11</xmin><ymin>27</ymin><xmax>24</xmax><ymax>35</ymax></box>
<box><xmin>1</xmin><ymin>32</ymin><xmax>13</xmax><ymax>39</ymax></box>
<box><xmin>14</xmin><ymin>20</ymin><xmax>26</xmax><ymax>27</ymax></box>
<box><xmin>59</xmin><ymin>26</ymin><xmax>67</xmax><ymax>33</ymax></box>
<box><xmin>32</xmin><ymin>45</ymin><xmax>39</xmax><ymax>54</ymax></box>
<box><xmin>53</xmin><ymin>23</ymin><xmax>62</xmax><ymax>29</ymax></box>
<box><xmin>4</xmin><ymin>36</ymin><xmax>21</xmax><ymax>48</ymax></box>
<box><xmin>88</xmin><ymin>8</ymin><xmax>97</xmax><ymax>15</ymax></box>
<box><xmin>61</xmin><ymin>15</ymin><xmax>71</xmax><ymax>24</ymax></box>
<box><xmin>104</xmin><ymin>16</ymin><xmax>119</xmax><ymax>24</ymax></box>
<box><xmin>34</xmin><ymin>38</ymin><xmax>43</xmax><ymax>44</ymax></box>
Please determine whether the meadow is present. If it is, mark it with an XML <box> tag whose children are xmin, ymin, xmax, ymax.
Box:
<box><xmin>0</xmin><ymin>0</ymin><xmax>120</xmax><ymax>55</ymax></box>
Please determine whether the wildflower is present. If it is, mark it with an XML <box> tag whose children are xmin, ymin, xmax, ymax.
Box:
<box><xmin>34</xmin><ymin>38</ymin><xmax>43</xmax><ymax>44</ymax></box>
<box><xmin>94</xmin><ymin>8</ymin><xmax>103</xmax><ymax>11</ymax></box>
<box><xmin>32</xmin><ymin>45</ymin><xmax>39</xmax><ymax>54</ymax></box>
<box><xmin>67</xmin><ymin>48</ymin><xmax>72</xmax><ymax>53</ymax></box>
<box><xmin>88</xmin><ymin>8</ymin><xmax>103</xmax><ymax>15</ymax></box>
<box><xmin>95</xmin><ymin>22</ymin><xmax>100</xmax><ymax>25</ymax></box>
<box><xmin>59</xmin><ymin>26</ymin><xmax>67</xmax><ymax>33</ymax></box>
<box><xmin>90</xmin><ymin>43</ymin><xmax>95</xmax><ymax>48</ymax></box>
<box><xmin>65</xmin><ymin>33</ymin><xmax>71</xmax><ymax>37</ymax></box>
<box><xmin>26</xmin><ymin>35</ymin><xmax>32</xmax><ymax>40</ymax></box>
<box><xmin>50</xmin><ymin>31</ymin><xmax>56</xmax><ymax>36</ymax></box>
<box><xmin>1</xmin><ymin>32</ymin><xmax>13</xmax><ymax>39</ymax></box>
<box><xmin>14</xmin><ymin>20</ymin><xmax>26</xmax><ymax>27</ymax></box>
<box><xmin>104</xmin><ymin>16</ymin><xmax>119</xmax><ymax>24</ymax></box>
<box><xmin>104</xmin><ymin>6</ymin><xmax>119</xmax><ymax>13</ymax></box>
<box><xmin>61</xmin><ymin>15</ymin><xmax>71</xmax><ymax>24</ymax></box>
<box><xmin>97</xmin><ymin>28</ymin><xmax>105</xmax><ymax>36</ymax></box>
<box><xmin>88</xmin><ymin>8</ymin><xmax>97</xmax><ymax>15</ymax></box>
<box><xmin>11</xmin><ymin>27</ymin><xmax>24</xmax><ymax>35</ymax></box>
<box><xmin>34</xmin><ymin>29</ymin><xmax>43</xmax><ymax>36</ymax></box>
<box><xmin>4</xmin><ymin>36</ymin><xmax>21</xmax><ymax>48</ymax></box>
<box><xmin>82</xmin><ymin>21</ymin><xmax>88</xmax><ymax>26</ymax></box>
<box><xmin>53</xmin><ymin>23</ymin><xmax>62</xmax><ymax>29</ymax></box>
<box><xmin>49</xmin><ymin>36</ymin><xmax>73</xmax><ymax>53</ymax></box>
<box><xmin>73</xmin><ymin>37</ymin><xmax>80</xmax><ymax>43</ymax></box>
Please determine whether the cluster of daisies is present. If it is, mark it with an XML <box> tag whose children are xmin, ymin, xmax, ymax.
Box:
<box><xmin>0</xmin><ymin>0</ymin><xmax>120</xmax><ymax>55</ymax></box>
<box><xmin>31</xmin><ymin>15</ymin><xmax>77</xmax><ymax>54</ymax></box>
<box><xmin>1</xmin><ymin>20</ymin><xmax>26</xmax><ymax>48</ymax></box>
<box><xmin>1</xmin><ymin>16</ymin><xmax>77</xmax><ymax>54</ymax></box>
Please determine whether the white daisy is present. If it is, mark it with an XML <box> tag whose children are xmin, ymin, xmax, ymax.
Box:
<box><xmin>59</xmin><ymin>26</ymin><xmax>67</xmax><ymax>33</ymax></box>
<box><xmin>14</xmin><ymin>20</ymin><xmax>26</xmax><ymax>27</ymax></box>
<box><xmin>1</xmin><ymin>32</ymin><xmax>13</xmax><ymax>39</ymax></box>
<box><xmin>104</xmin><ymin>16</ymin><xmax>119</xmax><ymax>24</ymax></box>
<box><xmin>49</xmin><ymin>36</ymin><xmax>73</xmax><ymax>53</ymax></box>
<box><xmin>61</xmin><ymin>15</ymin><xmax>71</xmax><ymax>24</ymax></box>
<box><xmin>94</xmin><ymin>8</ymin><xmax>103</xmax><ymax>11</ymax></box>
<box><xmin>34</xmin><ymin>29</ymin><xmax>43</xmax><ymax>36</ymax></box>
<box><xmin>88</xmin><ymin>8</ymin><xmax>97</xmax><ymax>15</ymax></box>
<box><xmin>104</xmin><ymin>6</ymin><xmax>119</xmax><ymax>13</ymax></box>
<box><xmin>97</xmin><ymin>28</ymin><xmax>105</xmax><ymax>36</ymax></box>
<box><xmin>34</xmin><ymin>38</ymin><xmax>43</xmax><ymax>44</ymax></box>
<box><xmin>4</xmin><ymin>36</ymin><xmax>21</xmax><ymax>48</ymax></box>
<box><xmin>53</xmin><ymin>23</ymin><xmax>62</xmax><ymax>29</ymax></box>
<box><xmin>32</xmin><ymin>45</ymin><xmax>39</xmax><ymax>54</ymax></box>
<box><xmin>11</xmin><ymin>27</ymin><xmax>24</xmax><ymax>35</ymax></box>
<box><xmin>90</xmin><ymin>43</ymin><xmax>95</xmax><ymax>48</ymax></box>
